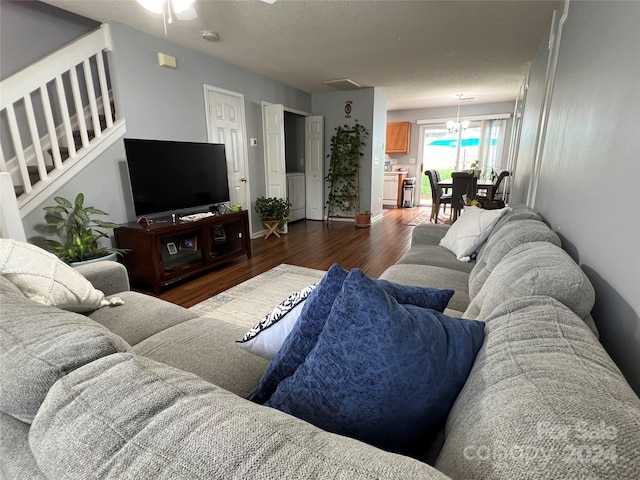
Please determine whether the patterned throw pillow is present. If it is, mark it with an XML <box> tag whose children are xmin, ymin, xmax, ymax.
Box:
<box><xmin>236</xmin><ymin>284</ymin><xmax>318</xmax><ymax>359</ymax></box>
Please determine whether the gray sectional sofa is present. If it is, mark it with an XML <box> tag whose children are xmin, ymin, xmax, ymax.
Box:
<box><xmin>1</xmin><ymin>205</ymin><xmax>639</xmax><ymax>479</ymax></box>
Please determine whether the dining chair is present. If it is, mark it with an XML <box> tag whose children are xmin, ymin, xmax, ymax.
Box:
<box><xmin>425</xmin><ymin>170</ymin><xmax>452</xmax><ymax>223</ymax></box>
<box><xmin>492</xmin><ymin>170</ymin><xmax>510</xmax><ymax>201</ymax></box>
<box><xmin>451</xmin><ymin>171</ymin><xmax>478</xmax><ymax>221</ymax></box>
<box><xmin>478</xmin><ymin>169</ymin><xmax>510</xmax><ymax>209</ymax></box>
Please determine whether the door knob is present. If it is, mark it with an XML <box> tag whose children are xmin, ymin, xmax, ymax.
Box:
<box><xmin>241</xmin><ymin>177</ymin><xmax>247</xmax><ymax>182</ymax></box>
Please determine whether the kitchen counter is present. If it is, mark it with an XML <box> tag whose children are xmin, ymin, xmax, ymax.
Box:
<box><xmin>383</xmin><ymin>172</ymin><xmax>408</xmax><ymax>208</ymax></box>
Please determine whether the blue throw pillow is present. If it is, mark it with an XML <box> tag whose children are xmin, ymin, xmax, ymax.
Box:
<box><xmin>264</xmin><ymin>269</ymin><xmax>485</xmax><ymax>455</ymax></box>
<box><xmin>249</xmin><ymin>264</ymin><xmax>454</xmax><ymax>403</ymax></box>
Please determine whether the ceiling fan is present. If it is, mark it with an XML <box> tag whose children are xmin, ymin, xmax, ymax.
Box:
<box><xmin>137</xmin><ymin>0</ymin><xmax>276</xmax><ymax>35</ymax></box>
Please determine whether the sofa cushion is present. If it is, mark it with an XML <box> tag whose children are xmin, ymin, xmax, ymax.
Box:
<box><xmin>439</xmin><ymin>206</ymin><xmax>510</xmax><ymax>261</ymax></box>
<box><xmin>134</xmin><ymin>316</ymin><xmax>269</xmax><ymax>399</ymax></box>
<box><xmin>0</xmin><ymin>293</ymin><xmax>130</xmax><ymax>423</ymax></box>
<box><xmin>468</xmin><ymin>219</ymin><xmax>562</xmax><ymax>299</ymax></box>
<box><xmin>380</xmin><ymin>264</ymin><xmax>471</xmax><ymax>313</ymax></box>
<box><xmin>264</xmin><ymin>269</ymin><xmax>485</xmax><ymax>455</ymax></box>
<box><xmin>395</xmin><ymin>244</ymin><xmax>475</xmax><ymax>273</ymax></box>
<box><xmin>236</xmin><ymin>283</ymin><xmax>318</xmax><ymax>359</ymax></box>
<box><xmin>464</xmin><ymin>242</ymin><xmax>595</xmax><ymax>321</ymax></box>
<box><xmin>475</xmin><ymin>204</ymin><xmax>542</xmax><ymax>261</ymax></box>
<box><xmin>30</xmin><ymin>353</ymin><xmax>450</xmax><ymax>480</ymax></box>
<box><xmin>0</xmin><ymin>411</ymin><xmax>46</xmax><ymax>479</ymax></box>
<box><xmin>250</xmin><ymin>264</ymin><xmax>455</xmax><ymax>404</ymax></box>
<box><xmin>437</xmin><ymin>296</ymin><xmax>640</xmax><ymax>479</ymax></box>
<box><xmin>87</xmin><ymin>290</ymin><xmax>198</xmax><ymax>346</ymax></box>
<box><xmin>0</xmin><ymin>239</ymin><xmax>119</xmax><ymax>313</ymax></box>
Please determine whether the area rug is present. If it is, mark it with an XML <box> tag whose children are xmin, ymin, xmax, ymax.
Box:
<box><xmin>406</xmin><ymin>211</ymin><xmax>432</xmax><ymax>226</ymax></box>
<box><xmin>189</xmin><ymin>264</ymin><xmax>326</xmax><ymax>329</ymax></box>
<box><xmin>406</xmin><ymin>209</ymin><xmax>453</xmax><ymax>226</ymax></box>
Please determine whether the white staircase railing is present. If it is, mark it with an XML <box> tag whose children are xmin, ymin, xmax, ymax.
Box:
<box><xmin>0</xmin><ymin>24</ymin><xmax>126</xmax><ymax>217</ymax></box>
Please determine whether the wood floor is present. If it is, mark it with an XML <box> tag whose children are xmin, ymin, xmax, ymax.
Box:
<box><xmin>157</xmin><ymin>206</ymin><xmax>431</xmax><ymax>308</ymax></box>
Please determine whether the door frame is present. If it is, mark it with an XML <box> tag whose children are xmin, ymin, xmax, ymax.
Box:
<box><xmin>261</xmin><ymin>102</ymin><xmax>324</xmax><ymax>225</ymax></box>
<box><xmin>203</xmin><ymin>84</ymin><xmax>252</xmax><ymax>237</ymax></box>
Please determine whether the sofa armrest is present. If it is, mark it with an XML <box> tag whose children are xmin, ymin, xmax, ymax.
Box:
<box><xmin>75</xmin><ymin>261</ymin><xmax>130</xmax><ymax>295</ymax></box>
<box><xmin>411</xmin><ymin>223</ymin><xmax>450</xmax><ymax>246</ymax></box>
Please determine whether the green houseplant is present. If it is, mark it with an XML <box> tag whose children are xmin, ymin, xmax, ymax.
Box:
<box><xmin>325</xmin><ymin>121</ymin><xmax>369</xmax><ymax>220</ymax></box>
<box><xmin>36</xmin><ymin>193</ymin><xmax>126</xmax><ymax>264</ymax></box>
<box><xmin>254</xmin><ymin>196</ymin><xmax>292</xmax><ymax>230</ymax></box>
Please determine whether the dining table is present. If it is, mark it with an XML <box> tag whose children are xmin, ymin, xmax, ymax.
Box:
<box><xmin>438</xmin><ymin>178</ymin><xmax>494</xmax><ymax>200</ymax></box>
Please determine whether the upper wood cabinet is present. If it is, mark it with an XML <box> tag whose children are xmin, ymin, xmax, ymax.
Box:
<box><xmin>385</xmin><ymin>122</ymin><xmax>411</xmax><ymax>154</ymax></box>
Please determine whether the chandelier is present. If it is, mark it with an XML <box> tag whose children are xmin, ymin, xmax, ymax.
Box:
<box><xmin>447</xmin><ymin>94</ymin><xmax>470</xmax><ymax>133</ymax></box>
<box><xmin>137</xmin><ymin>0</ymin><xmax>197</xmax><ymax>36</ymax></box>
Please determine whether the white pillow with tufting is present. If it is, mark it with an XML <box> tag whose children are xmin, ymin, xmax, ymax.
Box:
<box><xmin>439</xmin><ymin>206</ymin><xmax>510</xmax><ymax>261</ymax></box>
<box><xmin>0</xmin><ymin>239</ymin><xmax>122</xmax><ymax>313</ymax></box>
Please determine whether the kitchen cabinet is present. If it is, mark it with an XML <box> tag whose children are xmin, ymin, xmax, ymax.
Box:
<box><xmin>383</xmin><ymin>172</ymin><xmax>407</xmax><ymax>208</ymax></box>
<box><xmin>385</xmin><ymin>122</ymin><xmax>411</xmax><ymax>154</ymax></box>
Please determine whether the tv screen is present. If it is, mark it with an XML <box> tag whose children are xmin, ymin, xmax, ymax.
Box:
<box><xmin>124</xmin><ymin>138</ymin><xmax>231</xmax><ymax>217</ymax></box>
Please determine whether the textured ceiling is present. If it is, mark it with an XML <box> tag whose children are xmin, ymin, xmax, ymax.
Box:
<box><xmin>42</xmin><ymin>0</ymin><xmax>559</xmax><ymax>110</ymax></box>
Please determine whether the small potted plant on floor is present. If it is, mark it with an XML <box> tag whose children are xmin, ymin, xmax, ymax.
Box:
<box><xmin>254</xmin><ymin>196</ymin><xmax>292</xmax><ymax>232</ymax></box>
<box><xmin>35</xmin><ymin>193</ymin><xmax>127</xmax><ymax>265</ymax></box>
<box><xmin>355</xmin><ymin>210</ymin><xmax>372</xmax><ymax>228</ymax></box>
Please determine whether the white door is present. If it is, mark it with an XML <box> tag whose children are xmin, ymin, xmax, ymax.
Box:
<box><xmin>263</xmin><ymin>103</ymin><xmax>287</xmax><ymax>199</ymax></box>
<box><xmin>305</xmin><ymin>115</ymin><xmax>324</xmax><ymax>220</ymax></box>
<box><xmin>205</xmin><ymin>86</ymin><xmax>252</xmax><ymax>233</ymax></box>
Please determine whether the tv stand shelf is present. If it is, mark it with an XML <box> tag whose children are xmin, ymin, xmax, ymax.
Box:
<box><xmin>114</xmin><ymin>210</ymin><xmax>251</xmax><ymax>294</ymax></box>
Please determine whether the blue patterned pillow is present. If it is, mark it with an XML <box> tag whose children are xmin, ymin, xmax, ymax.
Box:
<box><xmin>264</xmin><ymin>269</ymin><xmax>485</xmax><ymax>454</ymax></box>
<box><xmin>249</xmin><ymin>264</ymin><xmax>454</xmax><ymax>403</ymax></box>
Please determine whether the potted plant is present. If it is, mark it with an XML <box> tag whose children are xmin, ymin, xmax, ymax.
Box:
<box><xmin>35</xmin><ymin>193</ymin><xmax>126</xmax><ymax>265</ymax></box>
<box><xmin>355</xmin><ymin>211</ymin><xmax>372</xmax><ymax>228</ymax></box>
<box><xmin>254</xmin><ymin>196</ymin><xmax>292</xmax><ymax>231</ymax></box>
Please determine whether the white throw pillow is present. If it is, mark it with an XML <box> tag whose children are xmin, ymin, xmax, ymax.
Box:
<box><xmin>0</xmin><ymin>239</ymin><xmax>121</xmax><ymax>313</ymax></box>
<box><xmin>439</xmin><ymin>206</ymin><xmax>510</xmax><ymax>261</ymax></box>
<box><xmin>236</xmin><ymin>283</ymin><xmax>317</xmax><ymax>359</ymax></box>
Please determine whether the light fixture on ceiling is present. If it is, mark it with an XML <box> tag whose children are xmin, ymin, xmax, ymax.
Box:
<box><xmin>447</xmin><ymin>94</ymin><xmax>471</xmax><ymax>133</ymax></box>
<box><xmin>137</xmin><ymin>0</ymin><xmax>197</xmax><ymax>36</ymax></box>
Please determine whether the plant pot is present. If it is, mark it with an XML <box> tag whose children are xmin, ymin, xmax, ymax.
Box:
<box><xmin>70</xmin><ymin>252</ymin><xmax>118</xmax><ymax>267</ymax></box>
<box><xmin>355</xmin><ymin>213</ymin><xmax>371</xmax><ymax>228</ymax></box>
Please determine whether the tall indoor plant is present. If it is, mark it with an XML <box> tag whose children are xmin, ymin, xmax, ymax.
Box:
<box><xmin>325</xmin><ymin>121</ymin><xmax>369</xmax><ymax>220</ymax></box>
<box><xmin>36</xmin><ymin>193</ymin><xmax>126</xmax><ymax>264</ymax></box>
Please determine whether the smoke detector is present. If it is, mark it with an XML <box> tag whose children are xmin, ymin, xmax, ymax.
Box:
<box><xmin>202</xmin><ymin>31</ymin><xmax>219</xmax><ymax>42</ymax></box>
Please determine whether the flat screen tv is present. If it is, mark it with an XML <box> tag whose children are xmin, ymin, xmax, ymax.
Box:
<box><xmin>124</xmin><ymin>138</ymin><xmax>231</xmax><ymax>217</ymax></box>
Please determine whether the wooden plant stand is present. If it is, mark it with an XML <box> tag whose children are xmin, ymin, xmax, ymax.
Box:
<box><xmin>263</xmin><ymin>220</ymin><xmax>280</xmax><ymax>239</ymax></box>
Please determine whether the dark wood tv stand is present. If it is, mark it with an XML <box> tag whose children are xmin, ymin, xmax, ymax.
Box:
<box><xmin>114</xmin><ymin>210</ymin><xmax>251</xmax><ymax>294</ymax></box>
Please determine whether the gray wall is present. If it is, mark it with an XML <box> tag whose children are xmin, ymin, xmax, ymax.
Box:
<box><xmin>107</xmin><ymin>21</ymin><xmax>311</xmax><ymax>235</ymax></box>
<box><xmin>0</xmin><ymin>0</ymin><xmax>98</xmax><ymax>80</ymax></box>
<box><xmin>519</xmin><ymin>0</ymin><xmax>640</xmax><ymax>393</ymax></box>
<box><xmin>284</xmin><ymin>112</ymin><xmax>305</xmax><ymax>173</ymax></box>
<box><xmin>311</xmin><ymin>88</ymin><xmax>385</xmax><ymax>217</ymax></box>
